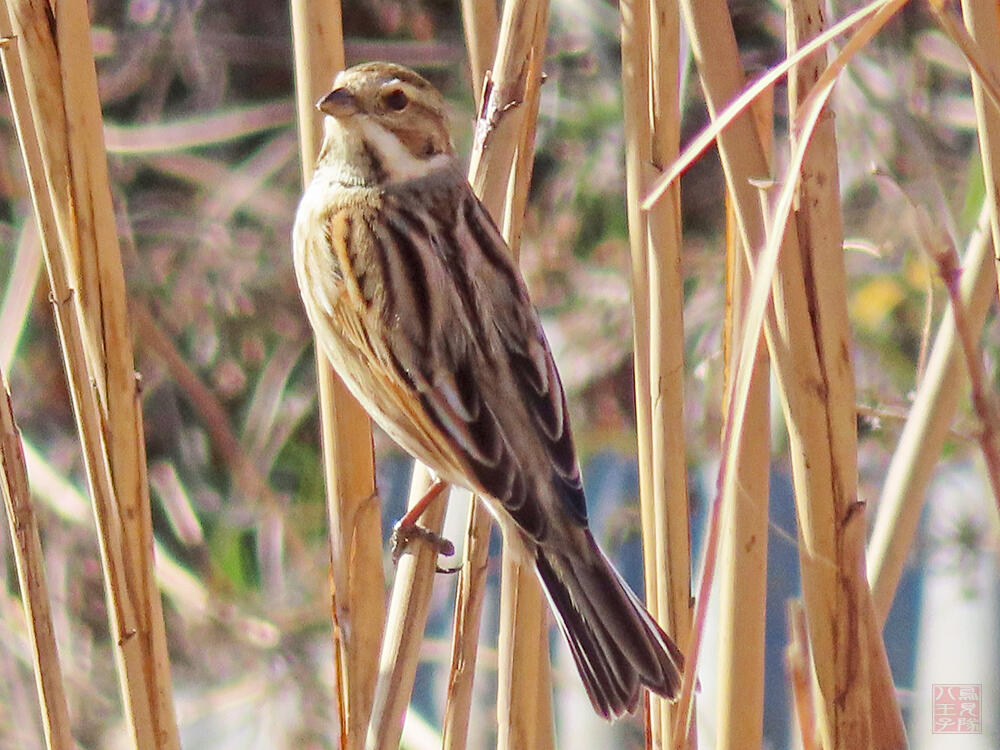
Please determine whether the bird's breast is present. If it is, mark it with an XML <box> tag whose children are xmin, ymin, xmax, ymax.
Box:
<box><xmin>292</xmin><ymin>173</ymin><xmax>468</xmax><ymax>483</ymax></box>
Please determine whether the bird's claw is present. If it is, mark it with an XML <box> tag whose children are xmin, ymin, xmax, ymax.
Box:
<box><xmin>390</xmin><ymin>522</ymin><xmax>456</xmax><ymax>569</ymax></box>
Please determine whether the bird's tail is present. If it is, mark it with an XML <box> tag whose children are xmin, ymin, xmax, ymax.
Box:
<box><xmin>534</xmin><ymin>532</ymin><xmax>684</xmax><ymax>719</ymax></box>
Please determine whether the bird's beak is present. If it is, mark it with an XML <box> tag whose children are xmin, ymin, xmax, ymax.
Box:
<box><xmin>317</xmin><ymin>87</ymin><xmax>357</xmax><ymax>118</ymax></box>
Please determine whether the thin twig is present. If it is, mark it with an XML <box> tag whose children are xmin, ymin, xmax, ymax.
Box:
<box><xmin>0</xmin><ymin>369</ymin><xmax>74</xmax><ymax>749</ymax></box>
<box><xmin>867</xmin><ymin>205</ymin><xmax>996</xmax><ymax>624</ymax></box>
<box><xmin>920</xmin><ymin>214</ymin><xmax>1000</xmax><ymax>513</ymax></box>
<box><xmin>855</xmin><ymin>403</ymin><xmax>975</xmax><ymax>443</ymax></box>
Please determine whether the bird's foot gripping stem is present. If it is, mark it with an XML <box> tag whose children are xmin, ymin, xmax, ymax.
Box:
<box><xmin>389</xmin><ymin>478</ymin><xmax>460</xmax><ymax>573</ymax></box>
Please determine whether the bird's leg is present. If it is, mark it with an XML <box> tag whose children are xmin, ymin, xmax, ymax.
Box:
<box><xmin>390</xmin><ymin>478</ymin><xmax>457</xmax><ymax>571</ymax></box>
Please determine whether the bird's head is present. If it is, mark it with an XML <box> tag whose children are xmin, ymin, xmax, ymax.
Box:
<box><xmin>315</xmin><ymin>62</ymin><xmax>455</xmax><ymax>184</ymax></box>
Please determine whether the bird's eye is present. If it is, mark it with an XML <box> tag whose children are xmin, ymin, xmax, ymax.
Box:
<box><xmin>382</xmin><ymin>89</ymin><xmax>409</xmax><ymax>111</ymax></box>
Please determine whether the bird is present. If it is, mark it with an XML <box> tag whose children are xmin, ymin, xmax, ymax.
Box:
<box><xmin>292</xmin><ymin>61</ymin><xmax>684</xmax><ymax>719</ymax></box>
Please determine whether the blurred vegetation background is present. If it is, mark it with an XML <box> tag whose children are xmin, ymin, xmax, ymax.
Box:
<box><xmin>0</xmin><ymin>0</ymin><xmax>997</xmax><ymax>747</ymax></box>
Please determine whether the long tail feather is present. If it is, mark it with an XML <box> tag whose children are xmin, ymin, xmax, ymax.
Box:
<box><xmin>534</xmin><ymin>532</ymin><xmax>684</xmax><ymax>719</ymax></box>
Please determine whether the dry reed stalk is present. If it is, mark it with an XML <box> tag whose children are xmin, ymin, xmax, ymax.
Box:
<box><xmin>960</xmin><ymin>0</ymin><xmax>1000</xmax><ymax>303</ymax></box>
<box><xmin>784</xmin><ymin>6</ymin><xmax>877</xmax><ymax>745</ymax></box>
<box><xmin>534</xmin><ymin>629</ymin><xmax>554</xmax><ymax>747</ymax></box>
<box><xmin>497</xmin><ymin>553</ymin><xmax>554</xmax><ymax>750</ymax></box>
<box><xmin>619</xmin><ymin>0</ymin><xmax>655</xmax><ymax>600</ymax></box>
<box><xmin>646</xmin><ymin>1</ymin><xmax>694</xmax><ymax>744</ymax></box>
<box><xmin>441</xmin><ymin>3</ymin><xmax>534</xmax><ymax>745</ymax></box>
<box><xmin>791</xmin><ymin>4</ymin><xmax>904</xmax><ymax>746</ymax></box>
<box><xmin>646</xmin><ymin>0</ymin><xmax>908</xmax><ymax>211</ymax></box>
<box><xmin>469</xmin><ymin>3</ymin><xmax>553</xmax><ymax>746</ymax></box>
<box><xmin>440</xmin><ymin>498</ymin><xmax>491</xmax><ymax>750</ymax></box>
<box><xmin>365</xmin><ymin>467</ymin><xmax>449</xmax><ymax>750</ymax></box>
<box><xmin>867</xmin><ymin>207</ymin><xmax>996</xmax><ymax>624</ymax></box>
<box><xmin>675</xmin><ymin>1</ymin><xmax>904</xmax><ymax>747</ymax></box>
<box><xmin>618</xmin><ymin>0</ymin><xmax>664</xmax><ymax>740</ymax></box>
<box><xmin>460</xmin><ymin>0</ymin><xmax>498</xmax><ymax>104</ymax></box>
<box><xmin>362</xmin><ymin>220</ymin><xmax>450</xmax><ymax>743</ymax></box>
<box><xmin>469</xmin><ymin>0</ymin><xmax>549</xmax><ymax>219</ymax></box>
<box><xmin>785</xmin><ymin>601</ymin><xmax>819</xmax><ymax>750</ymax></box>
<box><xmin>501</xmin><ymin>71</ymin><xmax>542</xmax><ymax>261</ymax></box>
<box><xmin>922</xmin><ymin>222</ymin><xmax>1000</xmax><ymax>512</ymax></box>
<box><xmin>1</xmin><ymin>369</ymin><xmax>74</xmax><ymax>749</ymax></box>
<box><xmin>290</xmin><ymin>2</ymin><xmax>385</xmax><ymax>746</ymax></box>
<box><xmin>1</xmin><ymin>3</ymin><xmax>179</xmax><ymax>746</ymax></box>
<box><xmin>715</xmin><ymin>91</ymin><xmax>771</xmax><ymax>750</ymax></box>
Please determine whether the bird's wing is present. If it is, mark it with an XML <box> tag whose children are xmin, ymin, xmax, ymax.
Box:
<box><xmin>316</xmin><ymin>205</ymin><xmax>466</xmax><ymax>477</ymax></box>
<box><xmin>373</xmin><ymin>179</ymin><xmax>588</xmax><ymax>543</ymax></box>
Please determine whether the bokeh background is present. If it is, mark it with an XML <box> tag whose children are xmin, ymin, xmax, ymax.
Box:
<box><xmin>1</xmin><ymin>0</ymin><xmax>998</xmax><ymax>747</ymax></box>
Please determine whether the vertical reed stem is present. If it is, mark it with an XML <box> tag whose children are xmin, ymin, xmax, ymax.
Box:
<box><xmin>1</xmin><ymin>369</ymin><xmax>74</xmax><ymax>749</ymax></box>
<box><xmin>470</xmin><ymin>3</ymin><xmax>553</xmax><ymax>747</ymax></box>
<box><xmin>647</xmin><ymin>0</ymin><xmax>694</xmax><ymax>743</ymax></box>
<box><xmin>715</xmin><ymin>89</ymin><xmax>771</xmax><ymax>750</ymax></box>
<box><xmin>290</xmin><ymin>3</ymin><xmax>384</xmax><ymax>746</ymax></box>
<box><xmin>1</xmin><ymin>3</ymin><xmax>179</xmax><ymax>744</ymax></box>
<box><xmin>958</xmin><ymin>0</ymin><xmax>1000</xmax><ymax>304</ymax></box>
<box><xmin>618</xmin><ymin>0</ymin><xmax>661</xmax><ymax>739</ymax></box>
<box><xmin>676</xmin><ymin>1</ymin><xmax>905</xmax><ymax>746</ymax></box>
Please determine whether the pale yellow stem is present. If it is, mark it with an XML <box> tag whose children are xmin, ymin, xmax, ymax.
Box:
<box><xmin>290</xmin><ymin>3</ymin><xmax>384</xmax><ymax>746</ymax></box>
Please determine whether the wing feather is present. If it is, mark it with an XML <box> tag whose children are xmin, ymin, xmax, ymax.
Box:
<box><xmin>370</xmin><ymin>180</ymin><xmax>588</xmax><ymax>536</ymax></box>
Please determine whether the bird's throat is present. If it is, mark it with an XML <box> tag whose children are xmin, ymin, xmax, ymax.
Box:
<box><xmin>317</xmin><ymin>116</ymin><xmax>454</xmax><ymax>187</ymax></box>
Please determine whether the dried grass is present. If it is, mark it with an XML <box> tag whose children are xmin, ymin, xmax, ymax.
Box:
<box><xmin>1</xmin><ymin>1</ymin><xmax>179</xmax><ymax>745</ymax></box>
<box><xmin>619</xmin><ymin>0</ymin><xmax>692</xmax><ymax>744</ymax></box>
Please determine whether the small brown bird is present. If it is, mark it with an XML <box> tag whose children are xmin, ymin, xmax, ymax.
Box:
<box><xmin>293</xmin><ymin>61</ymin><xmax>683</xmax><ymax>719</ymax></box>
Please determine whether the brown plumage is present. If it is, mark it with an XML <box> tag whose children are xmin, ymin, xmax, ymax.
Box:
<box><xmin>293</xmin><ymin>61</ymin><xmax>683</xmax><ymax>719</ymax></box>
